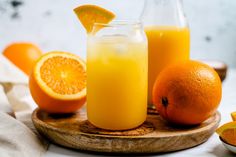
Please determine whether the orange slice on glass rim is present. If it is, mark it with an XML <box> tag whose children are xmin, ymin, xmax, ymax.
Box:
<box><xmin>73</xmin><ymin>4</ymin><xmax>115</xmax><ymax>33</ymax></box>
<box><xmin>29</xmin><ymin>51</ymin><xmax>86</xmax><ymax>113</ymax></box>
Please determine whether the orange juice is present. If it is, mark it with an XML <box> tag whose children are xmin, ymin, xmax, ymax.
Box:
<box><xmin>87</xmin><ymin>35</ymin><xmax>148</xmax><ymax>130</ymax></box>
<box><xmin>145</xmin><ymin>26</ymin><xmax>190</xmax><ymax>104</ymax></box>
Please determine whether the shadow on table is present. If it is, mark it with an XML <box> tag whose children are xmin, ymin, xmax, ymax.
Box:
<box><xmin>48</xmin><ymin>143</ymin><xmax>204</xmax><ymax>157</ymax></box>
<box><xmin>208</xmin><ymin>144</ymin><xmax>235</xmax><ymax>157</ymax></box>
<box><xmin>49</xmin><ymin>144</ymin><xmax>162</xmax><ymax>157</ymax></box>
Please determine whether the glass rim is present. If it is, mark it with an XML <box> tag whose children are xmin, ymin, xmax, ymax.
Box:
<box><xmin>93</xmin><ymin>20</ymin><xmax>142</xmax><ymax>28</ymax></box>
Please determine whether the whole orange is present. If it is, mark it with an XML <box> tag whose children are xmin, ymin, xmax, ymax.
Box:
<box><xmin>3</xmin><ymin>43</ymin><xmax>42</xmax><ymax>75</ymax></box>
<box><xmin>152</xmin><ymin>60</ymin><xmax>222</xmax><ymax>125</ymax></box>
<box><xmin>29</xmin><ymin>51</ymin><xmax>86</xmax><ymax>114</ymax></box>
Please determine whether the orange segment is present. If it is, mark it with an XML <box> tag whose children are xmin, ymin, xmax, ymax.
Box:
<box><xmin>221</xmin><ymin>129</ymin><xmax>236</xmax><ymax>146</ymax></box>
<box><xmin>231</xmin><ymin>112</ymin><xmax>236</xmax><ymax>121</ymax></box>
<box><xmin>216</xmin><ymin>122</ymin><xmax>236</xmax><ymax>135</ymax></box>
<box><xmin>29</xmin><ymin>51</ymin><xmax>86</xmax><ymax>113</ymax></box>
<box><xmin>216</xmin><ymin>122</ymin><xmax>236</xmax><ymax>146</ymax></box>
<box><xmin>74</xmin><ymin>4</ymin><xmax>115</xmax><ymax>33</ymax></box>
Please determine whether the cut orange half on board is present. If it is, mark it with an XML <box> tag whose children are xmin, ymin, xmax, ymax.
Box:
<box><xmin>216</xmin><ymin>121</ymin><xmax>236</xmax><ymax>146</ymax></box>
<box><xmin>29</xmin><ymin>51</ymin><xmax>86</xmax><ymax>113</ymax></box>
<box><xmin>74</xmin><ymin>4</ymin><xmax>115</xmax><ymax>33</ymax></box>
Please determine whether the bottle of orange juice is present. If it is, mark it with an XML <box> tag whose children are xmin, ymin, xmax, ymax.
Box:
<box><xmin>141</xmin><ymin>0</ymin><xmax>190</xmax><ymax>106</ymax></box>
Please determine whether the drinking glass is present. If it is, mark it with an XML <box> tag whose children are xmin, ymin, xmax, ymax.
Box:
<box><xmin>87</xmin><ymin>21</ymin><xmax>148</xmax><ymax>130</ymax></box>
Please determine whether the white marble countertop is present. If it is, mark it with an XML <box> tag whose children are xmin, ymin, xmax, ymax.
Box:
<box><xmin>44</xmin><ymin>69</ymin><xmax>236</xmax><ymax>157</ymax></box>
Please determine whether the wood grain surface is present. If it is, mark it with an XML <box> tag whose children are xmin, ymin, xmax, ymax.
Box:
<box><xmin>32</xmin><ymin>108</ymin><xmax>220</xmax><ymax>154</ymax></box>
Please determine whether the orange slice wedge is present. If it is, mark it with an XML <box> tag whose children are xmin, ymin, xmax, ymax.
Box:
<box><xmin>216</xmin><ymin>122</ymin><xmax>236</xmax><ymax>146</ymax></box>
<box><xmin>231</xmin><ymin>112</ymin><xmax>236</xmax><ymax>121</ymax></box>
<box><xmin>74</xmin><ymin>4</ymin><xmax>115</xmax><ymax>33</ymax></box>
<box><xmin>29</xmin><ymin>51</ymin><xmax>86</xmax><ymax>113</ymax></box>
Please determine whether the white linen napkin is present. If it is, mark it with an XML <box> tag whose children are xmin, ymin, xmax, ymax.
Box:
<box><xmin>0</xmin><ymin>54</ymin><xmax>48</xmax><ymax>157</ymax></box>
<box><xmin>0</xmin><ymin>112</ymin><xmax>47</xmax><ymax>157</ymax></box>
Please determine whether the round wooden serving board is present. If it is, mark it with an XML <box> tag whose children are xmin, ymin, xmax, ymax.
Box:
<box><xmin>32</xmin><ymin>108</ymin><xmax>220</xmax><ymax>154</ymax></box>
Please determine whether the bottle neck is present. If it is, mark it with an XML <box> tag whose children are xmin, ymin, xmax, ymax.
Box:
<box><xmin>141</xmin><ymin>0</ymin><xmax>188</xmax><ymax>27</ymax></box>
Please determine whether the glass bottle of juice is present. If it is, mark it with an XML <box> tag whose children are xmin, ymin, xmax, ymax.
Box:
<box><xmin>87</xmin><ymin>21</ymin><xmax>148</xmax><ymax>130</ymax></box>
<box><xmin>141</xmin><ymin>0</ymin><xmax>190</xmax><ymax>106</ymax></box>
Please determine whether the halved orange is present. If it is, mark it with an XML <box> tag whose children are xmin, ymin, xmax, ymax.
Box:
<box><xmin>29</xmin><ymin>51</ymin><xmax>86</xmax><ymax>113</ymax></box>
<box><xmin>74</xmin><ymin>4</ymin><xmax>115</xmax><ymax>33</ymax></box>
<box><xmin>216</xmin><ymin>122</ymin><xmax>236</xmax><ymax>146</ymax></box>
<box><xmin>231</xmin><ymin>112</ymin><xmax>236</xmax><ymax>121</ymax></box>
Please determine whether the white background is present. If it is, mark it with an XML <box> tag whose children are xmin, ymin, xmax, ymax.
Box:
<box><xmin>0</xmin><ymin>0</ymin><xmax>236</xmax><ymax>67</ymax></box>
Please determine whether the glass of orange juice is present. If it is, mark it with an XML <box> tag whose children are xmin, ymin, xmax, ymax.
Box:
<box><xmin>87</xmin><ymin>21</ymin><xmax>148</xmax><ymax>130</ymax></box>
<box><xmin>141</xmin><ymin>0</ymin><xmax>190</xmax><ymax>106</ymax></box>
